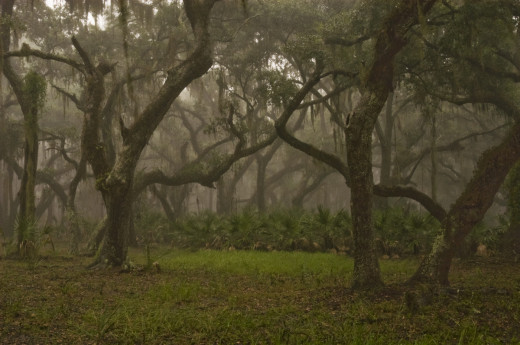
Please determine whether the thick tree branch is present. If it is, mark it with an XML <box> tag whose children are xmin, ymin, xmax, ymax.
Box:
<box><xmin>275</xmin><ymin>63</ymin><xmax>352</xmax><ymax>178</ymax></box>
<box><xmin>4</xmin><ymin>43</ymin><xmax>85</xmax><ymax>73</ymax></box>
<box><xmin>373</xmin><ymin>184</ymin><xmax>447</xmax><ymax>221</ymax></box>
<box><xmin>133</xmin><ymin>131</ymin><xmax>277</xmax><ymax>194</ymax></box>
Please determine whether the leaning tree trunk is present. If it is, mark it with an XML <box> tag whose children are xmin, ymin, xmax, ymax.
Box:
<box><xmin>410</xmin><ymin>122</ymin><xmax>520</xmax><ymax>285</ymax></box>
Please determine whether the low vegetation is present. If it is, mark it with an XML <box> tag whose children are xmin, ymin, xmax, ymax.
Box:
<box><xmin>1</xmin><ymin>247</ymin><xmax>519</xmax><ymax>344</ymax></box>
<box><xmin>136</xmin><ymin>207</ymin><xmax>506</xmax><ymax>259</ymax></box>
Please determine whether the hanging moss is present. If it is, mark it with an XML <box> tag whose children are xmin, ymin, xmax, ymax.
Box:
<box><xmin>22</xmin><ymin>70</ymin><xmax>47</xmax><ymax>111</ymax></box>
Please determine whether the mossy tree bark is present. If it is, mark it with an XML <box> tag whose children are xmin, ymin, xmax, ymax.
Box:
<box><xmin>275</xmin><ymin>1</ymin><xmax>440</xmax><ymax>290</ymax></box>
<box><xmin>17</xmin><ymin>85</ymin><xmax>40</xmax><ymax>247</ymax></box>
<box><xmin>410</xmin><ymin>123</ymin><xmax>520</xmax><ymax>285</ymax></box>
<box><xmin>346</xmin><ymin>92</ymin><xmax>386</xmax><ymax>289</ymax></box>
<box><xmin>82</xmin><ymin>0</ymin><xmax>220</xmax><ymax>266</ymax></box>
<box><xmin>344</xmin><ymin>0</ymin><xmax>438</xmax><ymax>289</ymax></box>
<box><xmin>255</xmin><ymin>141</ymin><xmax>282</xmax><ymax>212</ymax></box>
<box><xmin>1</xmin><ymin>1</ymin><xmax>46</xmax><ymax>250</ymax></box>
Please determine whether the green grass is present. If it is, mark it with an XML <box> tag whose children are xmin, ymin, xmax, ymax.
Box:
<box><xmin>1</xmin><ymin>249</ymin><xmax>519</xmax><ymax>344</ymax></box>
<box><xmin>141</xmin><ymin>249</ymin><xmax>355</xmax><ymax>277</ymax></box>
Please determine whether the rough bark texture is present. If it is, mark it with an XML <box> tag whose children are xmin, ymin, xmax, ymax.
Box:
<box><xmin>87</xmin><ymin>0</ymin><xmax>220</xmax><ymax>266</ymax></box>
<box><xmin>410</xmin><ymin>123</ymin><xmax>520</xmax><ymax>285</ymax></box>
<box><xmin>17</xmin><ymin>100</ymin><xmax>39</xmax><ymax>246</ymax></box>
<box><xmin>274</xmin><ymin>2</ymin><xmax>439</xmax><ymax>290</ymax></box>
<box><xmin>346</xmin><ymin>92</ymin><xmax>386</xmax><ymax>289</ymax></box>
<box><xmin>345</xmin><ymin>0</ymin><xmax>438</xmax><ymax>289</ymax></box>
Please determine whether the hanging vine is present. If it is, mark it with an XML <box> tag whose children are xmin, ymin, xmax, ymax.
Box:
<box><xmin>118</xmin><ymin>0</ymin><xmax>138</xmax><ymax>117</ymax></box>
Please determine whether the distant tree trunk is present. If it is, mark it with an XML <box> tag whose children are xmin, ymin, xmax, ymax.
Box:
<box><xmin>151</xmin><ymin>185</ymin><xmax>176</xmax><ymax>221</ymax></box>
<box><xmin>216</xmin><ymin>176</ymin><xmax>234</xmax><ymax>214</ymax></box>
<box><xmin>410</xmin><ymin>122</ymin><xmax>520</xmax><ymax>285</ymax></box>
<box><xmin>66</xmin><ymin>157</ymin><xmax>86</xmax><ymax>255</ymax></box>
<box><xmin>17</xmin><ymin>115</ymin><xmax>38</xmax><ymax>246</ymax></box>
<box><xmin>255</xmin><ymin>141</ymin><xmax>283</xmax><ymax>212</ymax></box>
<box><xmin>170</xmin><ymin>185</ymin><xmax>191</xmax><ymax>217</ymax></box>
<box><xmin>291</xmin><ymin>170</ymin><xmax>333</xmax><ymax>208</ymax></box>
<box><xmin>430</xmin><ymin>113</ymin><xmax>438</xmax><ymax>202</ymax></box>
<box><xmin>256</xmin><ymin>157</ymin><xmax>268</xmax><ymax>212</ymax></box>
<box><xmin>6</xmin><ymin>166</ymin><xmax>16</xmax><ymax>238</ymax></box>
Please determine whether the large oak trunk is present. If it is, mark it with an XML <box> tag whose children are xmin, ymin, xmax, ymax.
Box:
<box><xmin>99</xmin><ymin>184</ymin><xmax>133</xmax><ymax>265</ymax></box>
<box><xmin>81</xmin><ymin>0</ymin><xmax>218</xmax><ymax>266</ymax></box>
<box><xmin>346</xmin><ymin>92</ymin><xmax>387</xmax><ymax>289</ymax></box>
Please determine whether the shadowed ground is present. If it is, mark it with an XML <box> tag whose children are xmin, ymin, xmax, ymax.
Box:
<box><xmin>0</xmin><ymin>247</ymin><xmax>519</xmax><ymax>344</ymax></box>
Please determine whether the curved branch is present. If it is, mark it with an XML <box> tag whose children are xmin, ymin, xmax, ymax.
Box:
<box><xmin>5</xmin><ymin>42</ymin><xmax>85</xmax><ymax>73</ymax></box>
<box><xmin>51</xmin><ymin>84</ymin><xmax>83</xmax><ymax>111</ymax></box>
<box><xmin>297</xmin><ymin>85</ymin><xmax>349</xmax><ymax>110</ymax></box>
<box><xmin>134</xmin><ymin>131</ymin><xmax>277</xmax><ymax>194</ymax></box>
<box><xmin>373</xmin><ymin>184</ymin><xmax>447</xmax><ymax>222</ymax></box>
<box><xmin>275</xmin><ymin>63</ymin><xmax>350</xmax><ymax>179</ymax></box>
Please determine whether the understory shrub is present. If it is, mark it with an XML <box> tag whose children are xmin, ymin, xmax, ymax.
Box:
<box><xmin>135</xmin><ymin>207</ymin><xmax>448</xmax><ymax>256</ymax></box>
<box><xmin>373</xmin><ymin>208</ymin><xmax>439</xmax><ymax>257</ymax></box>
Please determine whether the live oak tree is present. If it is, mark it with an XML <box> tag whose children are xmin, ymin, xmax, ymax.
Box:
<box><xmin>272</xmin><ymin>0</ymin><xmax>439</xmax><ymax>289</ymax></box>
<box><xmin>404</xmin><ymin>1</ymin><xmax>520</xmax><ymax>285</ymax></box>
<box><xmin>3</xmin><ymin>0</ymin><xmax>224</xmax><ymax>265</ymax></box>
<box><xmin>78</xmin><ymin>0</ymin><xmax>223</xmax><ymax>266</ymax></box>
<box><xmin>2</xmin><ymin>0</ymin><xmax>519</xmax><ymax>296</ymax></box>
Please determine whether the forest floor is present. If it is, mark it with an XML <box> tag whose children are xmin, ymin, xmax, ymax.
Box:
<box><xmin>0</xmin><ymin>246</ymin><xmax>519</xmax><ymax>345</ymax></box>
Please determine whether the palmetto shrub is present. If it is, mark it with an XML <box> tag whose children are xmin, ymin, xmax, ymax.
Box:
<box><xmin>136</xmin><ymin>206</ymin><xmax>449</xmax><ymax>256</ymax></box>
<box><xmin>373</xmin><ymin>208</ymin><xmax>439</xmax><ymax>256</ymax></box>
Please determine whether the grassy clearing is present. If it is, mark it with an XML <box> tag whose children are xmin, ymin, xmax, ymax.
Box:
<box><xmin>0</xmin><ymin>248</ymin><xmax>519</xmax><ymax>344</ymax></box>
